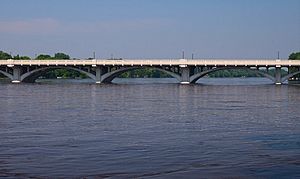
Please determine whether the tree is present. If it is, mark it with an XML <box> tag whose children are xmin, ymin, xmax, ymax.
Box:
<box><xmin>54</xmin><ymin>52</ymin><xmax>70</xmax><ymax>59</ymax></box>
<box><xmin>289</xmin><ymin>52</ymin><xmax>300</xmax><ymax>60</ymax></box>
<box><xmin>288</xmin><ymin>52</ymin><xmax>300</xmax><ymax>80</ymax></box>
<box><xmin>35</xmin><ymin>52</ymin><xmax>70</xmax><ymax>60</ymax></box>
<box><xmin>36</xmin><ymin>54</ymin><xmax>52</xmax><ymax>60</ymax></box>
<box><xmin>0</xmin><ymin>51</ymin><xmax>12</xmax><ymax>60</ymax></box>
<box><xmin>13</xmin><ymin>54</ymin><xmax>31</xmax><ymax>60</ymax></box>
<box><xmin>20</xmin><ymin>56</ymin><xmax>31</xmax><ymax>60</ymax></box>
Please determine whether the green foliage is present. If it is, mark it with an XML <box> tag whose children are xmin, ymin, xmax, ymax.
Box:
<box><xmin>13</xmin><ymin>55</ymin><xmax>31</xmax><ymax>60</ymax></box>
<box><xmin>36</xmin><ymin>54</ymin><xmax>52</xmax><ymax>60</ymax></box>
<box><xmin>289</xmin><ymin>52</ymin><xmax>300</xmax><ymax>60</ymax></box>
<box><xmin>42</xmin><ymin>69</ymin><xmax>86</xmax><ymax>79</ymax></box>
<box><xmin>208</xmin><ymin>69</ymin><xmax>258</xmax><ymax>78</ymax></box>
<box><xmin>0</xmin><ymin>51</ymin><xmax>12</xmax><ymax>60</ymax></box>
<box><xmin>289</xmin><ymin>52</ymin><xmax>300</xmax><ymax>80</ymax></box>
<box><xmin>36</xmin><ymin>52</ymin><xmax>70</xmax><ymax>60</ymax></box>
<box><xmin>54</xmin><ymin>52</ymin><xmax>70</xmax><ymax>59</ymax></box>
<box><xmin>0</xmin><ymin>51</ymin><xmax>30</xmax><ymax>60</ymax></box>
<box><xmin>207</xmin><ymin>69</ymin><xmax>287</xmax><ymax>78</ymax></box>
<box><xmin>119</xmin><ymin>69</ymin><xmax>171</xmax><ymax>78</ymax></box>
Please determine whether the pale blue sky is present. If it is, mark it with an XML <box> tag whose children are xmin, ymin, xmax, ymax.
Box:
<box><xmin>0</xmin><ymin>0</ymin><xmax>299</xmax><ymax>59</ymax></box>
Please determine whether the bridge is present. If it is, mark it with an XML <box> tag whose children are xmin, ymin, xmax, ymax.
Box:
<box><xmin>1</xmin><ymin>59</ymin><xmax>300</xmax><ymax>84</ymax></box>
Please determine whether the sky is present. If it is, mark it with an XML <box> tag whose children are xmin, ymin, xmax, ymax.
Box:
<box><xmin>0</xmin><ymin>0</ymin><xmax>299</xmax><ymax>59</ymax></box>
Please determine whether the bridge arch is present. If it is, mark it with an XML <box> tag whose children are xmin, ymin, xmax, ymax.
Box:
<box><xmin>20</xmin><ymin>66</ymin><xmax>96</xmax><ymax>82</ymax></box>
<box><xmin>281</xmin><ymin>70</ymin><xmax>300</xmax><ymax>83</ymax></box>
<box><xmin>101</xmin><ymin>66</ymin><xmax>181</xmax><ymax>83</ymax></box>
<box><xmin>0</xmin><ymin>69</ymin><xmax>13</xmax><ymax>80</ymax></box>
<box><xmin>190</xmin><ymin>67</ymin><xmax>276</xmax><ymax>83</ymax></box>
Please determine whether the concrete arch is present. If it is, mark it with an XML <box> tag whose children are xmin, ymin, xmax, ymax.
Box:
<box><xmin>281</xmin><ymin>70</ymin><xmax>300</xmax><ymax>82</ymax></box>
<box><xmin>190</xmin><ymin>67</ymin><xmax>276</xmax><ymax>83</ymax></box>
<box><xmin>101</xmin><ymin>66</ymin><xmax>181</xmax><ymax>83</ymax></box>
<box><xmin>20</xmin><ymin>66</ymin><xmax>96</xmax><ymax>82</ymax></box>
<box><xmin>0</xmin><ymin>69</ymin><xmax>13</xmax><ymax>80</ymax></box>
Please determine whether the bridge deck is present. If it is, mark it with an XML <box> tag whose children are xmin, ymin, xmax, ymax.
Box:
<box><xmin>0</xmin><ymin>59</ymin><xmax>300</xmax><ymax>67</ymax></box>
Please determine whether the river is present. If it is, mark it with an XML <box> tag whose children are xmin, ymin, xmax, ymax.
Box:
<box><xmin>0</xmin><ymin>78</ymin><xmax>299</xmax><ymax>178</ymax></box>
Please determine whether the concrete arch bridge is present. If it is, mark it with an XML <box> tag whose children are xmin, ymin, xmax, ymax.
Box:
<box><xmin>0</xmin><ymin>59</ymin><xmax>300</xmax><ymax>84</ymax></box>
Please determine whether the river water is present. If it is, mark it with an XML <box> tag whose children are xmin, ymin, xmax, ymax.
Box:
<box><xmin>0</xmin><ymin>78</ymin><xmax>299</xmax><ymax>178</ymax></box>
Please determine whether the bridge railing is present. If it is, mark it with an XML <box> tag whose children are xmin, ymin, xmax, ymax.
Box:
<box><xmin>1</xmin><ymin>59</ymin><xmax>300</xmax><ymax>66</ymax></box>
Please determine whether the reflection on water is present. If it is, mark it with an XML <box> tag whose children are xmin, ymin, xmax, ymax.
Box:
<box><xmin>0</xmin><ymin>78</ymin><xmax>299</xmax><ymax>178</ymax></box>
<box><xmin>33</xmin><ymin>77</ymin><xmax>275</xmax><ymax>85</ymax></box>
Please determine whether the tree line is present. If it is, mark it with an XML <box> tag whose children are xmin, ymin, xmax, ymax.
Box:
<box><xmin>0</xmin><ymin>51</ymin><xmax>70</xmax><ymax>60</ymax></box>
<box><xmin>0</xmin><ymin>51</ymin><xmax>30</xmax><ymax>60</ymax></box>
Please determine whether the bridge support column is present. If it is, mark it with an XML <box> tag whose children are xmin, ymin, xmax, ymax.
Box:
<box><xmin>180</xmin><ymin>66</ymin><xmax>190</xmax><ymax>84</ymax></box>
<box><xmin>95</xmin><ymin>66</ymin><xmax>102</xmax><ymax>84</ymax></box>
<box><xmin>12</xmin><ymin>67</ymin><xmax>21</xmax><ymax>83</ymax></box>
<box><xmin>275</xmin><ymin>67</ymin><xmax>282</xmax><ymax>85</ymax></box>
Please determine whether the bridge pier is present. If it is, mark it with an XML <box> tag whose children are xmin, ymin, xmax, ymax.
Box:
<box><xmin>180</xmin><ymin>66</ymin><xmax>190</xmax><ymax>84</ymax></box>
<box><xmin>12</xmin><ymin>66</ymin><xmax>21</xmax><ymax>83</ymax></box>
<box><xmin>95</xmin><ymin>66</ymin><xmax>102</xmax><ymax>84</ymax></box>
<box><xmin>275</xmin><ymin>67</ymin><xmax>282</xmax><ymax>85</ymax></box>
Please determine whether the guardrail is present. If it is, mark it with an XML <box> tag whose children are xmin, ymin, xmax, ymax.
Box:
<box><xmin>0</xmin><ymin>59</ymin><xmax>300</xmax><ymax>66</ymax></box>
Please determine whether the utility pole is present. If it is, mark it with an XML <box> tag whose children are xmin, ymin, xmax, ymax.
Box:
<box><xmin>182</xmin><ymin>51</ymin><xmax>185</xmax><ymax>59</ymax></box>
<box><xmin>93</xmin><ymin>52</ymin><xmax>96</xmax><ymax>59</ymax></box>
<box><xmin>277</xmin><ymin>51</ymin><xmax>280</xmax><ymax>59</ymax></box>
<box><xmin>192</xmin><ymin>53</ymin><xmax>194</xmax><ymax>60</ymax></box>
